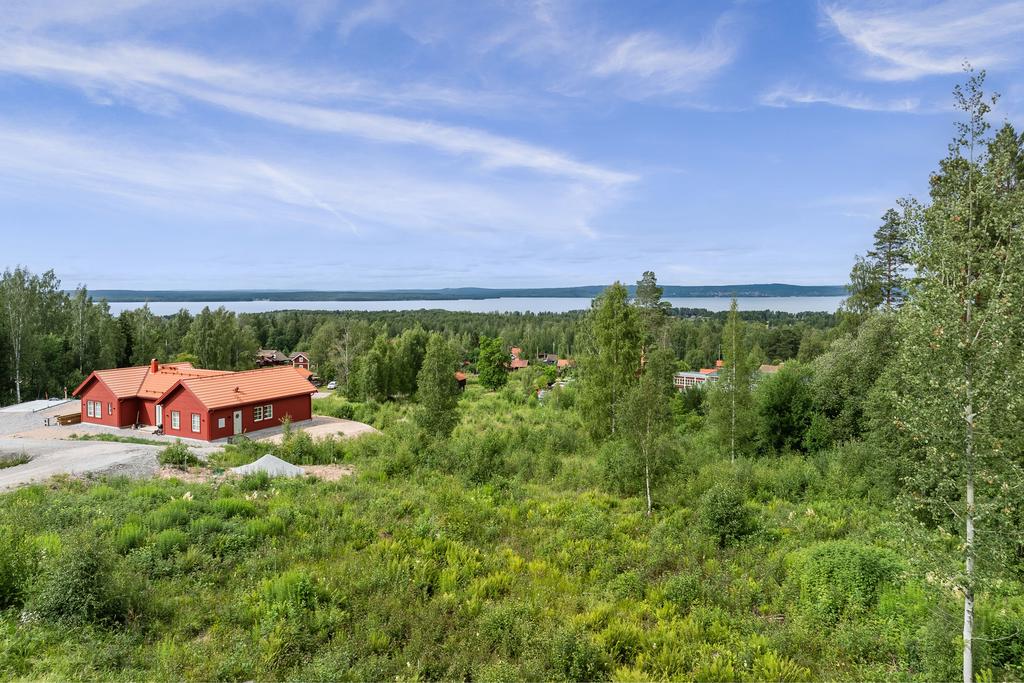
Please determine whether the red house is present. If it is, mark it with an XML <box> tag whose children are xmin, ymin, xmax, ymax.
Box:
<box><xmin>73</xmin><ymin>360</ymin><xmax>314</xmax><ymax>441</ymax></box>
<box><xmin>155</xmin><ymin>366</ymin><xmax>314</xmax><ymax>441</ymax></box>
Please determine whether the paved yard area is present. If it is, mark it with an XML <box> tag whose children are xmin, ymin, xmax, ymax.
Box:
<box><xmin>0</xmin><ymin>437</ymin><xmax>160</xmax><ymax>491</ymax></box>
<box><xmin>254</xmin><ymin>416</ymin><xmax>378</xmax><ymax>444</ymax></box>
<box><xmin>0</xmin><ymin>400</ymin><xmax>81</xmax><ymax>437</ymax></box>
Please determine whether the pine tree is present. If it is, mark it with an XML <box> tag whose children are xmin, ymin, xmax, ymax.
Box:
<box><xmin>867</xmin><ymin>200</ymin><xmax>917</xmax><ymax>309</ymax></box>
<box><xmin>634</xmin><ymin>270</ymin><xmax>671</xmax><ymax>351</ymax></box>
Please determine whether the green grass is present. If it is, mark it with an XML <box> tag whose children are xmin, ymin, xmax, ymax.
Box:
<box><xmin>0</xmin><ymin>453</ymin><xmax>30</xmax><ymax>469</ymax></box>
<box><xmin>0</xmin><ymin>386</ymin><xmax>1018</xmax><ymax>681</ymax></box>
<box><xmin>67</xmin><ymin>433</ymin><xmax>168</xmax><ymax>447</ymax></box>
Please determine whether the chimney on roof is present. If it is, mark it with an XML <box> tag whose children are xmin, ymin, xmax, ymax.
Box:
<box><xmin>150</xmin><ymin>359</ymin><xmax>159</xmax><ymax>373</ymax></box>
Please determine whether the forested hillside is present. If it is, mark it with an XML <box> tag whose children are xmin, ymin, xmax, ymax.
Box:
<box><xmin>0</xmin><ymin>72</ymin><xmax>1022</xmax><ymax>681</ymax></box>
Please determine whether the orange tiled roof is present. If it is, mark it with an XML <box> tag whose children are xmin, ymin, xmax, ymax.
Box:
<box><xmin>294</xmin><ymin>367</ymin><xmax>313</xmax><ymax>379</ymax></box>
<box><xmin>73</xmin><ymin>362</ymin><xmax>228</xmax><ymax>400</ymax></box>
<box><xmin>556</xmin><ymin>358</ymin><xmax>574</xmax><ymax>368</ymax></box>
<box><xmin>510</xmin><ymin>358</ymin><xmax>529</xmax><ymax>369</ymax></box>
<box><xmin>137</xmin><ymin>364</ymin><xmax>231</xmax><ymax>399</ymax></box>
<box><xmin>698</xmin><ymin>368</ymin><xmax>717</xmax><ymax>375</ymax></box>
<box><xmin>510</xmin><ymin>346</ymin><xmax>522</xmax><ymax>358</ymax></box>
<box><xmin>454</xmin><ymin>371</ymin><xmax>467</xmax><ymax>381</ymax></box>
<box><xmin>167</xmin><ymin>366</ymin><xmax>315</xmax><ymax>410</ymax></box>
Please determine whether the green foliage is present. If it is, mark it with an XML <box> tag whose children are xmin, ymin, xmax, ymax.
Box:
<box><xmin>478</xmin><ymin>336</ymin><xmax>509</xmax><ymax>391</ymax></box>
<box><xmin>577</xmin><ymin>282</ymin><xmax>641</xmax><ymax>441</ymax></box>
<box><xmin>791</xmin><ymin>540</ymin><xmax>902</xmax><ymax>625</ymax></box>
<box><xmin>28</xmin><ymin>532</ymin><xmax>143</xmax><ymax>625</ymax></box>
<box><xmin>754</xmin><ymin>363</ymin><xmax>813</xmax><ymax>454</ymax></box>
<box><xmin>549</xmin><ymin>628</ymin><xmax>610</xmax><ymax>681</ymax></box>
<box><xmin>0</xmin><ymin>525</ymin><xmax>32</xmax><ymax>608</ymax></box>
<box><xmin>707</xmin><ymin>299</ymin><xmax>756</xmax><ymax>460</ymax></box>
<box><xmin>153</xmin><ymin>528</ymin><xmax>189</xmax><ymax>558</ymax></box>
<box><xmin>113</xmin><ymin>521</ymin><xmax>147</xmax><ymax>554</ymax></box>
<box><xmin>415</xmin><ymin>333</ymin><xmax>460</xmax><ymax>439</ymax></box>
<box><xmin>0</xmin><ymin>453</ymin><xmax>29</xmax><ymax>469</ymax></box>
<box><xmin>157</xmin><ymin>441</ymin><xmax>199</xmax><ymax>470</ymax></box>
<box><xmin>698</xmin><ymin>483</ymin><xmax>755</xmax><ymax>548</ymax></box>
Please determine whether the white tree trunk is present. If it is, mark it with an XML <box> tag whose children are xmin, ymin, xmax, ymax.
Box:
<box><xmin>644</xmin><ymin>457</ymin><xmax>652</xmax><ymax>516</ymax></box>
<box><xmin>963</xmin><ymin>391</ymin><xmax>975</xmax><ymax>683</ymax></box>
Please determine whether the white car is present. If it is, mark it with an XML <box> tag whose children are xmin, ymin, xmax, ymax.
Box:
<box><xmin>326</xmin><ymin>381</ymin><xmax>337</xmax><ymax>390</ymax></box>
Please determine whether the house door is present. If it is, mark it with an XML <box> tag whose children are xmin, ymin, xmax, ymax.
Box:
<box><xmin>233</xmin><ymin>410</ymin><xmax>242</xmax><ymax>435</ymax></box>
<box><xmin>155</xmin><ymin>405</ymin><xmax>163</xmax><ymax>428</ymax></box>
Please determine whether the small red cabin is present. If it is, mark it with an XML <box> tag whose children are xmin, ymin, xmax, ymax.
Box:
<box><xmin>73</xmin><ymin>360</ymin><xmax>314</xmax><ymax>441</ymax></box>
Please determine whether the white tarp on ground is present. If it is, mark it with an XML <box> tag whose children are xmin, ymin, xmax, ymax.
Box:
<box><xmin>229</xmin><ymin>454</ymin><xmax>305</xmax><ymax>478</ymax></box>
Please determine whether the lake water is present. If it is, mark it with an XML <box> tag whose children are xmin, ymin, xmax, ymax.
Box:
<box><xmin>107</xmin><ymin>296</ymin><xmax>846</xmax><ymax>316</ymax></box>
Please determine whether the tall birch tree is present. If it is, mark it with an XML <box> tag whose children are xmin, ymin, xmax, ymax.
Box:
<box><xmin>887</xmin><ymin>71</ymin><xmax>1024</xmax><ymax>683</ymax></box>
<box><xmin>577</xmin><ymin>282</ymin><xmax>641</xmax><ymax>441</ymax></box>
<box><xmin>708</xmin><ymin>298</ymin><xmax>755</xmax><ymax>461</ymax></box>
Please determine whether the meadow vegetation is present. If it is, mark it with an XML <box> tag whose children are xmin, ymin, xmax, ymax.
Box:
<box><xmin>0</xmin><ymin>71</ymin><xmax>1021</xmax><ymax>682</ymax></box>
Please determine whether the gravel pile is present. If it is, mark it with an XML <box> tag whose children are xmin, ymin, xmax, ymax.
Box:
<box><xmin>230</xmin><ymin>454</ymin><xmax>305</xmax><ymax>478</ymax></box>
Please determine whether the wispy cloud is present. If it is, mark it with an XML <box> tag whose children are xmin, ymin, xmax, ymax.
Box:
<box><xmin>591</xmin><ymin>19</ymin><xmax>738</xmax><ymax>96</ymax></box>
<box><xmin>0</xmin><ymin>40</ymin><xmax>632</xmax><ymax>186</ymax></box>
<box><xmin>473</xmin><ymin>4</ymin><xmax>741</xmax><ymax>101</ymax></box>
<box><xmin>823</xmin><ymin>1</ymin><xmax>1024</xmax><ymax>80</ymax></box>
<box><xmin>0</xmin><ymin>120</ymin><xmax>618</xmax><ymax>240</ymax></box>
<box><xmin>760</xmin><ymin>85</ymin><xmax>921</xmax><ymax>112</ymax></box>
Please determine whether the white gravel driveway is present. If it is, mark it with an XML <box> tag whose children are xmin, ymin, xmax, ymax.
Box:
<box><xmin>0</xmin><ymin>438</ymin><xmax>160</xmax><ymax>491</ymax></box>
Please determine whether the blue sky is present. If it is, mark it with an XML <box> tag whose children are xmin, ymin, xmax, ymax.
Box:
<box><xmin>1</xmin><ymin>0</ymin><xmax>1023</xmax><ymax>290</ymax></box>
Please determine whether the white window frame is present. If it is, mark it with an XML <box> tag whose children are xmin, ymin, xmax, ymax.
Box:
<box><xmin>218</xmin><ymin>417</ymin><xmax>226</xmax><ymax>429</ymax></box>
<box><xmin>171</xmin><ymin>410</ymin><xmax>180</xmax><ymax>430</ymax></box>
<box><xmin>264</xmin><ymin>404</ymin><xmax>273</xmax><ymax>420</ymax></box>
<box><xmin>86</xmin><ymin>401</ymin><xmax>94</xmax><ymax>418</ymax></box>
<box><xmin>191</xmin><ymin>413</ymin><xmax>201</xmax><ymax>433</ymax></box>
<box><xmin>108</xmin><ymin>402</ymin><xmax>113</xmax><ymax>416</ymax></box>
<box><xmin>254</xmin><ymin>405</ymin><xmax>264</xmax><ymax>421</ymax></box>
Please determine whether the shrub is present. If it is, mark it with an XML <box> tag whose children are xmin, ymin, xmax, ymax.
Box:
<box><xmin>0</xmin><ymin>525</ymin><xmax>32</xmax><ymax>608</ymax></box>
<box><xmin>113</xmin><ymin>522</ymin><xmax>147</xmax><ymax>554</ymax></box>
<box><xmin>246</xmin><ymin>516</ymin><xmax>286</xmax><ymax>539</ymax></box>
<box><xmin>239</xmin><ymin>470</ymin><xmax>271</xmax><ymax>491</ymax></box>
<box><xmin>147</xmin><ymin>499</ymin><xmax>191</xmax><ymax>530</ymax></box>
<box><xmin>792</xmin><ymin>540</ymin><xmax>902</xmax><ymax>625</ymax></box>
<box><xmin>212</xmin><ymin>497</ymin><xmax>257</xmax><ymax>519</ymax></box>
<box><xmin>29</xmin><ymin>533</ymin><xmax>141</xmax><ymax>625</ymax></box>
<box><xmin>153</xmin><ymin>529</ymin><xmax>189</xmax><ymax>558</ymax></box>
<box><xmin>260</xmin><ymin>570</ymin><xmax>320</xmax><ymax>620</ymax></box>
<box><xmin>548</xmin><ymin>628</ymin><xmax>610</xmax><ymax>681</ymax></box>
<box><xmin>664</xmin><ymin>573</ymin><xmax>701</xmax><ymax>611</ymax></box>
<box><xmin>698</xmin><ymin>484</ymin><xmax>756</xmax><ymax>548</ymax></box>
<box><xmin>752</xmin><ymin>651</ymin><xmax>811</xmax><ymax>682</ymax></box>
<box><xmin>609</xmin><ymin>570</ymin><xmax>644</xmax><ymax>600</ymax></box>
<box><xmin>158</xmin><ymin>441</ymin><xmax>199</xmax><ymax>470</ymax></box>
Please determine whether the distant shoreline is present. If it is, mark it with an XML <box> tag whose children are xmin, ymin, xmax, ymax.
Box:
<box><xmin>87</xmin><ymin>284</ymin><xmax>847</xmax><ymax>303</ymax></box>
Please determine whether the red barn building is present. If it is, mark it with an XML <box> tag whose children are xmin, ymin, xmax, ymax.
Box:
<box><xmin>73</xmin><ymin>360</ymin><xmax>314</xmax><ymax>441</ymax></box>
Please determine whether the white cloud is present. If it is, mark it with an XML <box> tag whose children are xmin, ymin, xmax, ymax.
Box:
<box><xmin>760</xmin><ymin>85</ymin><xmax>920</xmax><ymax>112</ymax></box>
<box><xmin>0</xmin><ymin>121</ymin><xmax>618</xmax><ymax>240</ymax></box>
<box><xmin>823</xmin><ymin>1</ymin><xmax>1024</xmax><ymax>80</ymax></box>
<box><xmin>0</xmin><ymin>40</ymin><xmax>633</xmax><ymax>186</ymax></box>
<box><xmin>592</xmin><ymin>22</ymin><xmax>737</xmax><ymax>96</ymax></box>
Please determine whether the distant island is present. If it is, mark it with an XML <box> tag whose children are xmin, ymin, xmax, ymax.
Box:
<box><xmin>89</xmin><ymin>283</ymin><xmax>847</xmax><ymax>302</ymax></box>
